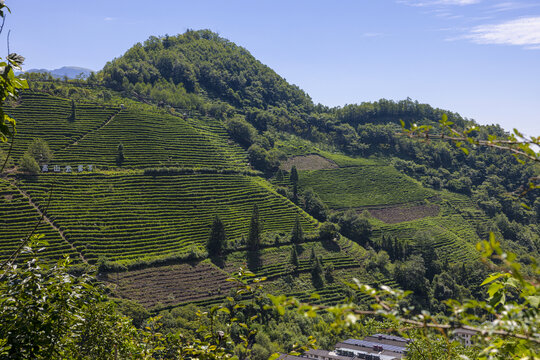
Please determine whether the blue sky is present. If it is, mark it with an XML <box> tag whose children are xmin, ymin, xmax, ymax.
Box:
<box><xmin>6</xmin><ymin>0</ymin><xmax>540</xmax><ymax>135</ymax></box>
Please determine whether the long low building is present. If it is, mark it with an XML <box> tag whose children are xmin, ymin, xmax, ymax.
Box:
<box><xmin>279</xmin><ymin>333</ymin><xmax>411</xmax><ymax>360</ymax></box>
<box><xmin>335</xmin><ymin>334</ymin><xmax>410</xmax><ymax>360</ymax></box>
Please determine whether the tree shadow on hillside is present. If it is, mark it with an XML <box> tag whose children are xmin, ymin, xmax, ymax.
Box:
<box><xmin>210</xmin><ymin>254</ymin><xmax>226</xmax><ymax>269</ymax></box>
<box><xmin>321</xmin><ymin>239</ymin><xmax>340</xmax><ymax>252</ymax></box>
<box><xmin>247</xmin><ymin>250</ymin><xmax>261</xmax><ymax>272</ymax></box>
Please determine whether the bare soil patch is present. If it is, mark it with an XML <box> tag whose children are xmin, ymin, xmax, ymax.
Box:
<box><xmin>368</xmin><ymin>203</ymin><xmax>440</xmax><ymax>224</ymax></box>
<box><xmin>105</xmin><ymin>262</ymin><xmax>234</xmax><ymax>308</ymax></box>
<box><xmin>280</xmin><ymin>154</ymin><xmax>339</xmax><ymax>171</ymax></box>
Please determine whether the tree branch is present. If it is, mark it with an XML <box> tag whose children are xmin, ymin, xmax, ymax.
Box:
<box><xmin>0</xmin><ymin>131</ymin><xmax>13</xmax><ymax>172</ymax></box>
<box><xmin>307</xmin><ymin>303</ymin><xmax>540</xmax><ymax>344</ymax></box>
<box><xmin>400</xmin><ymin>132</ymin><xmax>539</xmax><ymax>163</ymax></box>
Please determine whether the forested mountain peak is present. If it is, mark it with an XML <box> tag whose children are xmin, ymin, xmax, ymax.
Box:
<box><xmin>101</xmin><ymin>29</ymin><xmax>314</xmax><ymax>113</ymax></box>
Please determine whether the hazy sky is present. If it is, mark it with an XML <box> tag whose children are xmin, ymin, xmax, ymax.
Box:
<box><xmin>5</xmin><ymin>0</ymin><xmax>540</xmax><ymax>135</ymax></box>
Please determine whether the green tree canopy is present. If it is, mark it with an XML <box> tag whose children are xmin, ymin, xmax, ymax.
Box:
<box><xmin>25</xmin><ymin>138</ymin><xmax>52</xmax><ymax>165</ymax></box>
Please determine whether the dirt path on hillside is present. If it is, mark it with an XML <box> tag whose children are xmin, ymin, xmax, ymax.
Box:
<box><xmin>9</xmin><ymin>181</ymin><xmax>88</xmax><ymax>264</ymax></box>
<box><xmin>61</xmin><ymin>108</ymin><xmax>123</xmax><ymax>150</ymax></box>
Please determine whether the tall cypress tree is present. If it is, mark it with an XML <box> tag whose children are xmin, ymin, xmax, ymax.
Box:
<box><xmin>290</xmin><ymin>246</ymin><xmax>299</xmax><ymax>270</ymax></box>
<box><xmin>310</xmin><ymin>247</ymin><xmax>316</xmax><ymax>263</ymax></box>
<box><xmin>290</xmin><ymin>165</ymin><xmax>298</xmax><ymax>185</ymax></box>
<box><xmin>311</xmin><ymin>255</ymin><xmax>324</xmax><ymax>287</ymax></box>
<box><xmin>68</xmin><ymin>99</ymin><xmax>76</xmax><ymax>121</ymax></box>
<box><xmin>248</xmin><ymin>204</ymin><xmax>261</xmax><ymax>250</ymax></box>
<box><xmin>116</xmin><ymin>143</ymin><xmax>125</xmax><ymax>165</ymax></box>
<box><xmin>207</xmin><ymin>215</ymin><xmax>226</xmax><ymax>256</ymax></box>
<box><xmin>290</xmin><ymin>214</ymin><xmax>304</xmax><ymax>244</ymax></box>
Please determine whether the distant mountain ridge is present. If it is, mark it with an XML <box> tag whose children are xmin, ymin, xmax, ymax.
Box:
<box><xmin>21</xmin><ymin>66</ymin><xmax>94</xmax><ymax>79</ymax></box>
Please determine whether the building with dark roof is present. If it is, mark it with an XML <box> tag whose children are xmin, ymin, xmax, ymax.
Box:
<box><xmin>278</xmin><ymin>333</ymin><xmax>411</xmax><ymax>360</ymax></box>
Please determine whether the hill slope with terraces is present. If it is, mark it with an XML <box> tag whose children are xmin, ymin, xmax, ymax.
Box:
<box><xmin>2</xmin><ymin>30</ymin><xmax>537</xmax><ymax>311</ymax></box>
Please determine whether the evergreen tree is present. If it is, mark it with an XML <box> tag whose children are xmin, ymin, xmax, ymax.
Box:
<box><xmin>116</xmin><ymin>143</ymin><xmax>125</xmax><ymax>165</ymax></box>
<box><xmin>289</xmin><ymin>165</ymin><xmax>298</xmax><ymax>185</ymax></box>
<box><xmin>276</xmin><ymin>169</ymin><xmax>284</xmax><ymax>182</ymax></box>
<box><xmin>247</xmin><ymin>204</ymin><xmax>261</xmax><ymax>250</ymax></box>
<box><xmin>68</xmin><ymin>99</ymin><xmax>76</xmax><ymax>121</ymax></box>
<box><xmin>207</xmin><ymin>215</ymin><xmax>226</xmax><ymax>256</ymax></box>
<box><xmin>290</xmin><ymin>214</ymin><xmax>304</xmax><ymax>244</ymax></box>
<box><xmin>311</xmin><ymin>255</ymin><xmax>324</xmax><ymax>287</ymax></box>
<box><xmin>309</xmin><ymin>247</ymin><xmax>316</xmax><ymax>263</ymax></box>
<box><xmin>290</xmin><ymin>246</ymin><xmax>299</xmax><ymax>270</ymax></box>
<box><xmin>292</xmin><ymin>183</ymin><xmax>298</xmax><ymax>204</ymax></box>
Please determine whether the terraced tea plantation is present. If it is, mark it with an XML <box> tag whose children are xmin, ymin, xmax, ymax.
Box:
<box><xmin>3</xmin><ymin>91</ymin><xmax>119</xmax><ymax>159</ymax></box>
<box><xmin>1</xmin><ymin>87</ymin><xmax>500</xmax><ymax>312</ymax></box>
<box><xmin>16</xmin><ymin>172</ymin><xmax>318</xmax><ymax>264</ymax></box>
<box><xmin>372</xmin><ymin>213</ymin><xmax>479</xmax><ymax>264</ymax></box>
<box><xmin>3</xmin><ymin>91</ymin><xmax>249</xmax><ymax>171</ymax></box>
<box><xmin>54</xmin><ymin>109</ymin><xmax>249</xmax><ymax>170</ymax></box>
<box><xmin>298</xmin><ymin>165</ymin><xmax>434</xmax><ymax>208</ymax></box>
<box><xmin>0</xmin><ymin>179</ymin><xmax>81</xmax><ymax>262</ymax></box>
<box><xmin>224</xmin><ymin>240</ymin><xmax>360</xmax><ymax>280</ymax></box>
<box><xmin>293</xmin><ymin>154</ymin><xmax>483</xmax><ymax>265</ymax></box>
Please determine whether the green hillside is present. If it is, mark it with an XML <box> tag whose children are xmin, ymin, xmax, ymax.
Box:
<box><xmin>1</xmin><ymin>30</ymin><xmax>537</xmax><ymax>316</ymax></box>
<box><xmin>3</xmin><ymin>92</ymin><xmax>119</xmax><ymax>159</ymax></box>
<box><xmin>54</xmin><ymin>108</ymin><xmax>249</xmax><ymax>170</ymax></box>
<box><xmin>298</xmin><ymin>166</ymin><xmax>434</xmax><ymax>208</ymax></box>
<box><xmin>0</xmin><ymin>179</ymin><xmax>82</xmax><ymax>262</ymax></box>
<box><xmin>284</xmin><ymin>154</ymin><xmax>483</xmax><ymax>264</ymax></box>
<box><xmin>16</xmin><ymin>172</ymin><xmax>318</xmax><ymax>264</ymax></box>
<box><xmin>4</xmin><ymin>91</ymin><xmax>250</xmax><ymax>171</ymax></box>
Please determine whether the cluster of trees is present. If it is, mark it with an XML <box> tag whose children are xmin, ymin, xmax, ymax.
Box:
<box><xmin>19</xmin><ymin>138</ymin><xmax>52</xmax><ymax>174</ymax></box>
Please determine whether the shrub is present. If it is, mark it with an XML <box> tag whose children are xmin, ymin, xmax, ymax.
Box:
<box><xmin>19</xmin><ymin>153</ymin><xmax>40</xmax><ymax>174</ymax></box>
<box><xmin>225</xmin><ymin>115</ymin><xmax>257</xmax><ymax>148</ymax></box>
<box><xmin>318</xmin><ymin>222</ymin><xmax>339</xmax><ymax>241</ymax></box>
<box><xmin>302</xmin><ymin>188</ymin><xmax>328</xmax><ymax>221</ymax></box>
<box><xmin>25</xmin><ymin>138</ymin><xmax>52</xmax><ymax>164</ymax></box>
